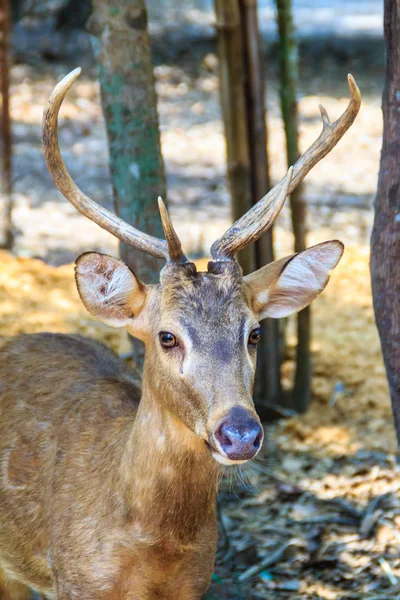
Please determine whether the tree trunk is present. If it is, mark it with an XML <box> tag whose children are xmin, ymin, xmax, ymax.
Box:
<box><xmin>238</xmin><ymin>0</ymin><xmax>282</xmax><ymax>411</ymax></box>
<box><xmin>214</xmin><ymin>0</ymin><xmax>255</xmax><ymax>275</ymax></box>
<box><xmin>370</xmin><ymin>0</ymin><xmax>400</xmax><ymax>443</ymax></box>
<box><xmin>215</xmin><ymin>0</ymin><xmax>283</xmax><ymax>410</ymax></box>
<box><xmin>276</xmin><ymin>0</ymin><xmax>310</xmax><ymax>412</ymax></box>
<box><xmin>88</xmin><ymin>0</ymin><xmax>166</xmax><ymax>368</ymax></box>
<box><xmin>0</xmin><ymin>0</ymin><xmax>13</xmax><ymax>249</ymax></box>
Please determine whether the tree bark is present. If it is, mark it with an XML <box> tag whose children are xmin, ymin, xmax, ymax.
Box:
<box><xmin>370</xmin><ymin>0</ymin><xmax>400</xmax><ymax>442</ymax></box>
<box><xmin>239</xmin><ymin>0</ymin><xmax>282</xmax><ymax>410</ymax></box>
<box><xmin>215</xmin><ymin>0</ymin><xmax>283</xmax><ymax>409</ymax></box>
<box><xmin>88</xmin><ymin>0</ymin><xmax>166</xmax><ymax>368</ymax></box>
<box><xmin>276</xmin><ymin>0</ymin><xmax>310</xmax><ymax>412</ymax></box>
<box><xmin>214</xmin><ymin>0</ymin><xmax>255</xmax><ymax>275</ymax></box>
<box><xmin>0</xmin><ymin>0</ymin><xmax>13</xmax><ymax>249</ymax></box>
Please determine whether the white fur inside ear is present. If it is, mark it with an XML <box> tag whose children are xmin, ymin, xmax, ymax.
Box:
<box><xmin>103</xmin><ymin>264</ymin><xmax>135</xmax><ymax>305</ymax></box>
<box><xmin>280</xmin><ymin>242</ymin><xmax>343</xmax><ymax>291</ymax></box>
<box><xmin>264</xmin><ymin>241</ymin><xmax>343</xmax><ymax>319</ymax></box>
<box><xmin>255</xmin><ymin>289</ymin><xmax>270</xmax><ymax>305</ymax></box>
<box><xmin>75</xmin><ymin>253</ymin><xmax>144</xmax><ymax>326</ymax></box>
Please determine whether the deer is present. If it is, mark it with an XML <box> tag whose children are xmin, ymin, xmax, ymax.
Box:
<box><xmin>0</xmin><ymin>68</ymin><xmax>360</xmax><ymax>600</ymax></box>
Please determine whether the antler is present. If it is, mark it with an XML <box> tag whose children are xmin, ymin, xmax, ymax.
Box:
<box><xmin>157</xmin><ymin>196</ymin><xmax>187</xmax><ymax>263</ymax></box>
<box><xmin>42</xmin><ymin>68</ymin><xmax>185</xmax><ymax>264</ymax></box>
<box><xmin>210</xmin><ymin>74</ymin><xmax>361</xmax><ymax>261</ymax></box>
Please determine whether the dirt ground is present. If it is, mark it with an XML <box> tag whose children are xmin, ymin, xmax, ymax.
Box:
<box><xmin>1</xmin><ymin>15</ymin><xmax>399</xmax><ymax>600</ymax></box>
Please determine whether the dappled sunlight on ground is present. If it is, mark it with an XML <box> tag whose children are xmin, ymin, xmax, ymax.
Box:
<box><xmin>0</xmin><ymin>250</ymin><xmax>129</xmax><ymax>354</ymax></box>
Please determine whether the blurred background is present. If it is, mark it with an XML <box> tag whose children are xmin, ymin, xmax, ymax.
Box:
<box><xmin>1</xmin><ymin>1</ymin><xmax>400</xmax><ymax>599</ymax></box>
<box><xmin>1</xmin><ymin>0</ymin><xmax>383</xmax><ymax>263</ymax></box>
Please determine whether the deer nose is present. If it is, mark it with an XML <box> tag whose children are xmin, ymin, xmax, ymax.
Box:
<box><xmin>214</xmin><ymin>407</ymin><xmax>263</xmax><ymax>461</ymax></box>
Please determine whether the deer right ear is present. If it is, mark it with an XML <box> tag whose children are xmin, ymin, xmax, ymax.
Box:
<box><xmin>75</xmin><ymin>252</ymin><xmax>148</xmax><ymax>327</ymax></box>
<box><xmin>244</xmin><ymin>241</ymin><xmax>344</xmax><ymax>320</ymax></box>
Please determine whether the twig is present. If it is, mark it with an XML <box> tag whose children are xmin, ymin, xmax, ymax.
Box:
<box><xmin>379</xmin><ymin>557</ymin><xmax>398</xmax><ymax>586</ymax></box>
<box><xmin>349</xmin><ymin>581</ymin><xmax>400</xmax><ymax>599</ymax></box>
<box><xmin>237</xmin><ymin>539</ymin><xmax>299</xmax><ymax>583</ymax></box>
<box><xmin>320</xmin><ymin>497</ymin><xmax>363</xmax><ymax>520</ymax></box>
<box><xmin>288</xmin><ymin>514</ymin><xmax>358</xmax><ymax>527</ymax></box>
<box><xmin>259</xmin><ymin>525</ymin><xmax>297</xmax><ymax>537</ymax></box>
<box><xmin>360</xmin><ymin>493</ymin><xmax>390</xmax><ymax>537</ymax></box>
<box><xmin>364</xmin><ymin>583</ymin><xmax>400</xmax><ymax>599</ymax></box>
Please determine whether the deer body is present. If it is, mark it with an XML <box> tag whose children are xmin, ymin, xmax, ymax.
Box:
<box><xmin>0</xmin><ymin>70</ymin><xmax>360</xmax><ymax>598</ymax></box>
<box><xmin>0</xmin><ymin>333</ymin><xmax>218</xmax><ymax>599</ymax></box>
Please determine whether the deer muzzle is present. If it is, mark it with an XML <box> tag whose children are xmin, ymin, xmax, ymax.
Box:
<box><xmin>211</xmin><ymin>406</ymin><xmax>263</xmax><ymax>464</ymax></box>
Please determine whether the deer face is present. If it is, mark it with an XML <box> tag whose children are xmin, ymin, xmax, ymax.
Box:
<box><xmin>75</xmin><ymin>240</ymin><xmax>343</xmax><ymax>465</ymax></box>
<box><xmin>44</xmin><ymin>69</ymin><xmax>359</xmax><ymax>465</ymax></box>
<box><xmin>150</xmin><ymin>261</ymin><xmax>262</xmax><ymax>464</ymax></box>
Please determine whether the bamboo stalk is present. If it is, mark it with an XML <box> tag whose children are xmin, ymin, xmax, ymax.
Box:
<box><xmin>214</xmin><ymin>0</ymin><xmax>255</xmax><ymax>275</ymax></box>
<box><xmin>239</xmin><ymin>0</ymin><xmax>282</xmax><ymax>409</ymax></box>
<box><xmin>0</xmin><ymin>0</ymin><xmax>13</xmax><ymax>249</ymax></box>
<box><xmin>215</xmin><ymin>0</ymin><xmax>282</xmax><ymax>409</ymax></box>
<box><xmin>276</xmin><ymin>0</ymin><xmax>310</xmax><ymax>412</ymax></box>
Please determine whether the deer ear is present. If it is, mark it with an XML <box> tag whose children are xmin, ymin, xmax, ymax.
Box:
<box><xmin>75</xmin><ymin>252</ymin><xmax>148</xmax><ymax>327</ymax></box>
<box><xmin>244</xmin><ymin>241</ymin><xmax>344</xmax><ymax>319</ymax></box>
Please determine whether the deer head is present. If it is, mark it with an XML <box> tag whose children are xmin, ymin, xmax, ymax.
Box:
<box><xmin>42</xmin><ymin>69</ymin><xmax>360</xmax><ymax>465</ymax></box>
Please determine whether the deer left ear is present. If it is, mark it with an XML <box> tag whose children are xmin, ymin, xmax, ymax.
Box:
<box><xmin>244</xmin><ymin>241</ymin><xmax>344</xmax><ymax>320</ymax></box>
<box><xmin>75</xmin><ymin>252</ymin><xmax>148</xmax><ymax>327</ymax></box>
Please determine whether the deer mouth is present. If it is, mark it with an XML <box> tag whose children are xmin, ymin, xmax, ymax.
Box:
<box><xmin>204</xmin><ymin>439</ymin><xmax>249</xmax><ymax>465</ymax></box>
<box><xmin>211</xmin><ymin>450</ymin><xmax>250</xmax><ymax>466</ymax></box>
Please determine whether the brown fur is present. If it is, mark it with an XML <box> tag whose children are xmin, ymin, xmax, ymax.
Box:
<box><xmin>0</xmin><ymin>244</ymin><xmax>342</xmax><ymax>598</ymax></box>
<box><xmin>0</xmin><ymin>570</ymin><xmax>31</xmax><ymax>600</ymax></box>
<box><xmin>0</xmin><ymin>333</ymin><xmax>218</xmax><ymax>599</ymax></box>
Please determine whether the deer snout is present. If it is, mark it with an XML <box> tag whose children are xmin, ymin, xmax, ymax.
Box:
<box><xmin>212</xmin><ymin>406</ymin><xmax>263</xmax><ymax>464</ymax></box>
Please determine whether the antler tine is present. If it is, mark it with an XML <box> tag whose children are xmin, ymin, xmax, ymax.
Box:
<box><xmin>157</xmin><ymin>197</ymin><xmax>187</xmax><ymax>263</ymax></box>
<box><xmin>42</xmin><ymin>68</ymin><xmax>169</xmax><ymax>261</ymax></box>
<box><xmin>289</xmin><ymin>74</ymin><xmax>361</xmax><ymax>191</ymax></box>
<box><xmin>210</xmin><ymin>167</ymin><xmax>294</xmax><ymax>261</ymax></box>
<box><xmin>211</xmin><ymin>74</ymin><xmax>361</xmax><ymax>261</ymax></box>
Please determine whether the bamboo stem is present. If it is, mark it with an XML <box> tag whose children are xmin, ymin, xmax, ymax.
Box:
<box><xmin>0</xmin><ymin>0</ymin><xmax>13</xmax><ymax>249</ymax></box>
<box><xmin>215</xmin><ymin>0</ymin><xmax>282</xmax><ymax>408</ymax></box>
<box><xmin>214</xmin><ymin>0</ymin><xmax>255</xmax><ymax>275</ymax></box>
<box><xmin>239</xmin><ymin>0</ymin><xmax>282</xmax><ymax>408</ymax></box>
<box><xmin>276</xmin><ymin>0</ymin><xmax>310</xmax><ymax>412</ymax></box>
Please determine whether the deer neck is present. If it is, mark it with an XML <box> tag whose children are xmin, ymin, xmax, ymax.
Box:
<box><xmin>120</xmin><ymin>368</ymin><xmax>220</xmax><ymax>547</ymax></box>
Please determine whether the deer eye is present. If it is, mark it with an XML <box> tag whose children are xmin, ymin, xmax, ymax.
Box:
<box><xmin>159</xmin><ymin>332</ymin><xmax>178</xmax><ymax>349</ymax></box>
<box><xmin>248</xmin><ymin>328</ymin><xmax>261</xmax><ymax>346</ymax></box>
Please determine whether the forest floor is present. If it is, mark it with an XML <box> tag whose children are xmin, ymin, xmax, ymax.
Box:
<box><xmin>0</xmin><ymin>245</ymin><xmax>398</xmax><ymax>600</ymax></box>
<box><xmin>1</xmin><ymin>16</ymin><xmax>399</xmax><ymax>600</ymax></box>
